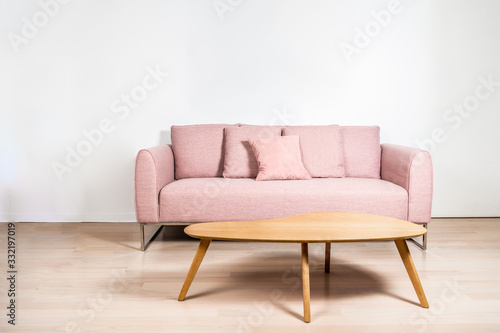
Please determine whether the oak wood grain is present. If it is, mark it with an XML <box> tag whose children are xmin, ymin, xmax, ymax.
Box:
<box><xmin>184</xmin><ymin>211</ymin><xmax>427</xmax><ymax>243</ymax></box>
<box><xmin>2</xmin><ymin>218</ymin><xmax>499</xmax><ymax>332</ymax></box>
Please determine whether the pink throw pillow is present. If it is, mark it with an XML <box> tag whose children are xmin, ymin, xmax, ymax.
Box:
<box><xmin>248</xmin><ymin>136</ymin><xmax>312</xmax><ymax>181</ymax></box>
<box><xmin>283</xmin><ymin>125</ymin><xmax>345</xmax><ymax>178</ymax></box>
<box><xmin>223</xmin><ymin>126</ymin><xmax>282</xmax><ymax>178</ymax></box>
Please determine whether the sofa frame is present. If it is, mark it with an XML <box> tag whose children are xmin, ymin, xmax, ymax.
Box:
<box><xmin>135</xmin><ymin>125</ymin><xmax>433</xmax><ymax>252</ymax></box>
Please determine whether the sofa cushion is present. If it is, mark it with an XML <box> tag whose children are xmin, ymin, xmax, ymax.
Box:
<box><xmin>159</xmin><ymin>178</ymin><xmax>408</xmax><ymax>222</ymax></box>
<box><xmin>171</xmin><ymin>124</ymin><xmax>238</xmax><ymax>179</ymax></box>
<box><xmin>283</xmin><ymin>125</ymin><xmax>345</xmax><ymax>178</ymax></box>
<box><xmin>341</xmin><ymin>126</ymin><xmax>381</xmax><ymax>178</ymax></box>
<box><xmin>223</xmin><ymin>126</ymin><xmax>282</xmax><ymax>178</ymax></box>
<box><xmin>249</xmin><ymin>135</ymin><xmax>311</xmax><ymax>181</ymax></box>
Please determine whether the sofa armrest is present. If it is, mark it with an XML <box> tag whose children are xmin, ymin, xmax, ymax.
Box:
<box><xmin>381</xmin><ymin>144</ymin><xmax>433</xmax><ymax>223</ymax></box>
<box><xmin>135</xmin><ymin>145</ymin><xmax>175</xmax><ymax>223</ymax></box>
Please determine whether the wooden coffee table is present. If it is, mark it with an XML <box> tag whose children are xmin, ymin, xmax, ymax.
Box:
<box><xmin>177</xmin><ymin>212</ymin><xmax>429</xmax><ymax>323</ymax></box>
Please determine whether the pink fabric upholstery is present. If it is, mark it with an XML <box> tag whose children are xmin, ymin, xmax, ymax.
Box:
<box><xmin>341</xmin><ymin>126</ymin><xmax>381</xmax><ymax>178</ymax></box>
<box><xmin>381</xmin><ymin>144</ymin><xmax>433</xmax><ymax>223</ymax></box>
<box><xmin>249</xmin><ymin>136</ymin><xmax>311</xmax><ymax>181</ymax></box>
<box><xmin>223</xmin><ymin>126</ymin><xmax>282</xmax><ymax>178</ymax></box>
<box><xmin>135</xmin><ymin>145</ymin><xmax>175</xmax><ymax>222</ymax></box>
<box><xmin>283</xmin><ymin>125</ymin><xmax>345</xmax><ymax>178</ymax></box>
<box><xmin>135</xmin><ymin>125</ymin><xmax>433</xmax><ymax>226</ymax></box>
<box><xmin>159</xmin><ymin>178</ymin><xmax>407</xmax><ymax>222</ymax></box>
<box><xmin>171</xmin><ymin>124</ymin><xmax>238</xmax><ymax>179</ymax></box>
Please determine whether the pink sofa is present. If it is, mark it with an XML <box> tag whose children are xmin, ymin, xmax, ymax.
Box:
<box><xmin>135</xmin><ymin>124</ymin><xmax>433</xmax><ymax>250</ymax></box>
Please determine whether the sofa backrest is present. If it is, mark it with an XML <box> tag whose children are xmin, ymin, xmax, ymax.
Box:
<box><xmin>171</xmin><ymin>124</ymin><xmax>380</xmax><ymax>180</ymax></box>
<box><xmin>171</xmin><ymin>124</ymin><xmax>238</xmax><ymax>179</ymax></box>
<box><xmin>341</xmin><ymin>126</ymin><xmax>380</xmax><ymax>179</ymax></box>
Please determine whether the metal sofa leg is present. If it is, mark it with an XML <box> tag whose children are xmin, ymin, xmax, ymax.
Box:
<box><xmin>408</xmin><ymin>223</ymin><xmax>428</xmax><ymax>250</ymax></box>
<box><xmin>140</xmin><ymin>223</ymin><xmax>164</xmax><ymax>251</ymax></box>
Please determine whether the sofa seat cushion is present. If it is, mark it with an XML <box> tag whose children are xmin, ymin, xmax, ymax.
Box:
<box><xmin>159</xmin><ymin>178</ymin><xmax>408</xmax><ymax>223</ymax></box>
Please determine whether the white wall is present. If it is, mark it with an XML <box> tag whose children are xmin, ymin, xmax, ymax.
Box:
<box><xmin>1</xmin><ymin>0</ymin><xmax>499</xmax><ymax>222</ymax></box>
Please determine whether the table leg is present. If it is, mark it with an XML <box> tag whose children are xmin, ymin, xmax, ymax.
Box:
<box><xmin>178</xmin><ymin>238</ymin><xmax>212</xmax><ymax>301</ymax></box>
<box><xmin>325</xmin><ymin>242</ymin><xmax>331</xmax><ymax>273</ymax></box>
<box><xmin>301</xmin><ymin>243</ymin><xmax>311</xmax><ymax>323</ymax></box>
<box><xmin>394</xmin><ymin>239</ymin><xmax>429</xmax><ymax>308</ymax></box>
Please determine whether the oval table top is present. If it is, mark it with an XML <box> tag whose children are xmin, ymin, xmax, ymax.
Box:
<box><xmin>184</xmin><ymin>211</ymin><xmax>427</xmax><ymax>243</ymax></box>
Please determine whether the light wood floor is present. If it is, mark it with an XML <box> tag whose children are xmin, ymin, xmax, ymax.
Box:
<box><xmin>1</xmin><ymin>218</ymin><xmax>500</xmax><ymax>333</ymax></box>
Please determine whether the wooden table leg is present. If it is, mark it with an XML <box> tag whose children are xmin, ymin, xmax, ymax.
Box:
<box><xmin>178</xmin><ymin>239</ymin><xmax>212</xmax><ymax>301</ymax></box>
<box><xmin>325</xmin><ymin>242</ymin><xmax>331</xmax><ymax>273</ymax></box>
<box><xmin>394</xmin><ymin>239</ymin><xmax>429</xmax><ymax>308</ymax></box>
<box><xmin>301</xmin><ymin>243</ymin><xmax>311</xmax><ymax>323</ymax></box>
